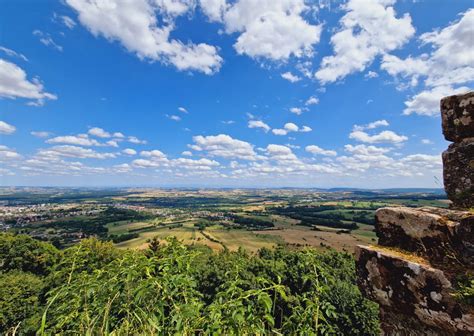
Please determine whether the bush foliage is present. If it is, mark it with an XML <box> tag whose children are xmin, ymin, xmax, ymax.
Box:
<box><xmin>0</xmin><ymin>233</ymin><xmax>379</xmax><ymax>335</ymax></box>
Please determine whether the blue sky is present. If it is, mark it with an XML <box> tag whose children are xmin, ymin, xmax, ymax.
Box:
<box><xmin>0</xmin><ymin>0</ymin><xmax>472</xmax><ymax>188</ymax></box>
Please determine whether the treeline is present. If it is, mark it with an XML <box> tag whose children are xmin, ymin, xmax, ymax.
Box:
<box><xmin>0</xmin><ymin>233</ymin><xmax>379</xmax><ymax>335</ymax></box>
<box><xmin>229</xmin><ymin>214</ymin><xmax>274</xmax><ymax>229</ymax></box>
<box><xmin>270</xmin><ymin>206</ymin><xmax>376</xmax><ymax>230</ymax></box>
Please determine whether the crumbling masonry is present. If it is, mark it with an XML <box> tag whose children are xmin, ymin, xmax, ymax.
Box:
<box><xmin>356</xmin><ymin>91</ymin><xmax>474</xmax><ymax>335</ymax></box>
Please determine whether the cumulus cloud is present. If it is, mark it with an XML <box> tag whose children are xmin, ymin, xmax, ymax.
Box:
<box><xmin>128</xmin><ymin>136</ymin><xmax>147</xmax><ymax>144</ymax></box>
<box><xmin>216</xmin><ymin>0</ymin><xmax>322</xmax><ymax>61</ymax></box>
<box><xmin>272</xmin><ymin>122</ymin><xmax>311</xmax><ymax>135</ymax></box>
<box><xmin>315</xmin><ymin>0</ymin><xmax>414</xmax><ymax>84</ymax></box>
<box><xmin>344</xmin><ymin>144</ymin><xmax>391</xmax><ymax>155</ymax></box>
<box><xmin>381</xmin><ymin>9</ymin><xmax>474</xmax><ymax>116</ymax></box>
<box><xmin>349</xmin><ymin>130</ymin><xmax>407</xmax><ymax>144</ymax></box>
<box><xmin>0</xmin><ymin>121</ymin><xmax>16</xmax><ymax>135</ymax></box>
<box><xmin>305</xmin><ymin>145</ymin><xmax>337</xmax><ymax>156</ymax></box>
<box><xmin>46</xmin><ymin>135</ymin><xmax>101</xmax><ymax>147</ymax></box>
<box><xmin>248</xmin><ymin>120</ymin><xmax>271</xmax><ymax>132</ymax></box>
<box><xmin>281</xmin><ymin>71</ymin><xmax>301</xmax><ymax>83</ymax></box>
<box><xmin>305</xmin><ymin>96</ymin><xmax>319</xmax><ymax>105</ymax></box>
<box><xmin>66</xmin><ymin>0</ymin><xmax>222</xmax><ymax>74</ymax></box>
<box><xmin>178</xmin><ymin>106</ymin><xmax>188</xmax><ymax>113</ymax></box>
<box><xmin>122</xmin><ymin>148</ymin><xmax>137</xmax><ymax>155</ymax></box>
<box><xmin>88</xmin><ymin>127</ymin><xmax>111</xmax><ymax>138</ymax></box>
<box><xmin>38</xmin><ymin>145</ymin><xmax>116</xmax><ymax>159</ymax></box>
<box><xmin>353</xmin><ymin>119</ymin><xmax>389</xmax><ymax>131</ymax></box>
<box><xmin>189</xmin><ymin>134</ymin><xmax>258</xmax><ymax>160</ymax></box>
<box><xmin>289</xmin><ymin>107</ymin><xmax>303</xmax><ymax>115</ymax></box>
<box><xmin>0</xmin><ymin>59</ymin><xmax>57</xmax><ymax>105</ymax></box>
<box><xmin>0</xmin><ymin>145</ymin><xmax>21</xmax><ymax>160</ymax></box>
<box><xmin>403</xmin><ymin>85</ymin><xmax>470</xmax><ymax>116</ymax></box>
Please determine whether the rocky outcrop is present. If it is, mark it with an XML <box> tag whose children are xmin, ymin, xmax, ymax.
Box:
<box><xmin>356</xmin><ymin>91</ymin><xmax>474</xmax><ymax>335</ymax></box>
<box><xmin>441</xmin><ymin>91</ymin><xmax>474</xmax><ymax>209</ymax></box>
<box><xmin>375</xmin><ymin>207</ymin><xmax>473</xmax><ymax>270</ymax></box>
<box><xmin>356</xmin><ymin>245</ymin><xmax>474</xmax><ymax>335</ymax></box>
<box><xmin>443</xmin><ymin>138</ymin><xmax>474</xmax><ymax>208</ymax></box>
<box><xmin>441</xmin><ymin>92</ymin><xmax>474</xmax><ymax>143</ymax></box>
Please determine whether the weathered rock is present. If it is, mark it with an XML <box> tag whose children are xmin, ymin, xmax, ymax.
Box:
<box><xmin>441</xmin><ymin>91</ymin><xmax>474</xmax><ymax>142</ymax></box>
<box><xmin>356</xmin><ymin>245</ymin><xmax>474</xmax><ymax>335</ymax></box>
<box><xmin>443</xmin><ymin>138</ymin><xmax>474</xmax><ymax>208</ymax></box>
<box><xmin>375</xmin><ymin>207</ymin><xmax>474</xmax><ymax>269</ymax></box>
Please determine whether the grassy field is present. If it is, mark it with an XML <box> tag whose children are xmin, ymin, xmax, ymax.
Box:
<box><xmin>112</xmin><ymin>213</ymin><xmax>376</xmax><ymax>253</ymax></box>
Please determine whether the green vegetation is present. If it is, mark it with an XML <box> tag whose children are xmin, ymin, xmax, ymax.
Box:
<box><xmin>0</xmin><ymin>233</ymin><xmax>379</xmax><ymax>335</ymax></box>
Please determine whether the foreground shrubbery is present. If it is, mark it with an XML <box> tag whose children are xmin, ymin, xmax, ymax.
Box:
<box><xmin>0</xmin><ymin>233</ymin><xmax>379</xmax><ymax>335</ymax></box>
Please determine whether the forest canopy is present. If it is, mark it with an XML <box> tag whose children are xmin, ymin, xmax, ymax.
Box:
<box><xmin>0</xmin><ymin>233</ymin><xmax>379</xmax><ymax>335</ymax></box>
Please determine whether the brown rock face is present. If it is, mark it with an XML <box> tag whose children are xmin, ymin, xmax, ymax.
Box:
<box><xmin>375</xmin><ymin>207</ymin><xmax>474</xmax><ymax>270</ymax></box>
<box><xmin>441</xmin><ymin>91</ymin><xmax>474</xmax><ymax>142</ymax></box>
<box><xmin>356</xmin><ymin>93</ymin><xmax>474</xmax><ymax>335</ymax></box>
<box><xmin>443</xmin><ymin>138</ymin><xmax>474</xmax><ymax>208</ymax></box>
<box><xmin>356</xmin><ymin>246</ymin><xmax>474</xmax><ymax>336</ymax></box>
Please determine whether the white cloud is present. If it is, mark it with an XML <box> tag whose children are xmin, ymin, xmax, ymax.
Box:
<box><xmin>353</xmin><ymin>119</ymin><xmax>389</xmax><ymax>131</ymax></box>
<box><xmin>128</xmin><ymin>136</ymin><xmax>147</xmax><ymax>144</ymax></box>
<box><xmin>122</xmin><ymin>148</ymin><xmax>137</xmax><ymax>155</ymax></box>
<box><xmin>290</xmin><ymin>107</ymin><xmax>303</xmax><ymax>115</ymax></box>
<box><xmin>305</xmin><ymin>96</ymin><xmax>319</xmax><ymax>105</ymax></box>
<box><xmin>33</xmin><ymin>30</ymin><xmax>63</xmax><ymax>52</ymax></box>
<box><xmin>272</xmin><ymin>122</ymin><xmax>310</xmax><ymax>135</ymax></box>
<box><xmin>0</xmin><ymin>46</ymin><xmax>28</xmax><ymax>62</ymax></box>
<box><xmin>315</xmin><ymin>0</ymin><xmax>414</xmax><ymax>84</ymax></box>
<box><xmin>403</xmin><ymin>85</ymin><xmax>470</xmax><ymax>116</ymax></box>
<box><xmin>31</xmin><ymin>131</ymin><xmax>51</xmax><ymax>138</ymax></box>
<box><xmin>88</xmin><ymin>127</ymin><xmax>111</xmax><ymax>138</ymax></box>
<box><xmin>248</xmin><ymin>120</ymin><xmax>271</xmax><ymax>132</ymax></box>
<box><xmin>61</xmin><ymin>15</ymin><xmax>77</xmax><ymax>29</ymax></box>
<box><xmin>421</xmin><ymin>139</ymin><xmax>433</xmax><ymax>145</ymax></box>
<box><xmin>0</xmin><ymin>145</ymin><xmax>21</xmax><ymax>160</ymax></box>
<box><xmin>66</xmin><ymin>0</ymin><xmax>222</xmax><ymax>74</ymax></box>
<box><xmin>349</xmin><ymin>130</ymin><xmax>407</xmax><ymax>144</ymax></box>
<box><xmin>0</xmin><ymin>59</ymin><xmax>56</xmax><ymax>105</ymax></box>
<box><xmin>0</xmin><ymin>121</ymin><xmax>16</xmax><ymax>135</ymax></box>
<box><xmin>181</xmin><ymin>150</ymin><xmax>193</xmax><ymax>156</ymax></box>
<box><xmin>190</xmin><ymin>134</ymin><xmax>258</xmax><ymax>160</ymax></box>
<box><xmin>167</xmin><ymin>114</ymin><xmax>181</xmax><ymax>121</ymax></box>
<box><xmin>284</xmin><ymin>122</ymin><xmax>299</xmax><ymax>132</ymax></box>
<box><xmin>281</xmin><ymin>71</ymin><xmax>301</xmax><ymax>83</ymax></box>
<box><xmin>344</xmin><ymin>144</ymin><xmax>390</xmax><ymax>155</ymax></box>
<box><xmin>204</xmin><ymin>0</ymin><xmax>322</xmax><ymax>61</ymax></box>
<box><xmin>305</xmin><ymin>145</ymin><xmax>337</xmax><ymax>156</ymax></box>
<box><xmin>365</xmin><ymin>71</ymin><xmax>378</xmax><ymax>78</ymax></box>
<box><xmin>140</xmin><ymin>149</ymin><xmax>167</xmax><ymax>159</ymax></box>
<box><xmin>266</xmin><ymin>144</ymin><xmax>298</xmax><ymax>161</ymax></box>
<box><xmin>46</xmin><ymin>135</ymin><xmax>101</xmax><ymax>147</ymax></box>
<box><xmin>172</xmin><ymin>157</ymin><xmax>220</xmax><ymax>170</ymax></box>
<box><xmin>38</xmin><ymin>145</ymin><xmax>116</xmax><ymax>159</ymax></box>
<box><xmin>381</xmin><ymin>9</ymin><xmax>474</xmax><ymax>116</ymax></box>
<box><xmin>272</xmin><ymin>128</ymin><xmax>287</xmax><ymax>136</ymax></box>
<box><xmin>178</xmin><ymin>106</ymin><xmax>188</xmax><ymax>113</ymax></box>
<box><xmin>199</xmin><ymin>0</ymin><xmax>227</xmax><ymax>22</ymax></box>
<box><xmin>106</xmin><ymin>140</ymin><xmax>119</xmax><ymax>147</ymax></box>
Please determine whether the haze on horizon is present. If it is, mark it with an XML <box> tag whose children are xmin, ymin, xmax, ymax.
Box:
<box><xmin>0</xmin><ymin>0</ymin><xmax>473</xmax><ymax>189</ymax></box>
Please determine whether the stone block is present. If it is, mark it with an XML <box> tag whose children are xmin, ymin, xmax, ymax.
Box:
<box><xmin>441</xmin><ymin>91</ymin><xmax>474</xmax><ymax>142</ymax></box>
<box><xmin>375</xmin><ymin>207</ymin><xmax>474</xmax><ymax>269</ymax></box>
<box><xmin>356</xmin><ymin>245</ymin><xmax>474</xmax><ymax>335</ymax></box>
<box><xmin>443</xmin><ymin>138</ymin><xmax>474</xmax><ymax>208</ymax></box>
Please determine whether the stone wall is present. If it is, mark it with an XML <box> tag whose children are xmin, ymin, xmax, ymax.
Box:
<box><xmin>356</xmin><ymin>91</ymin><xmax>474</xmax><ymax>335</ymax></box>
